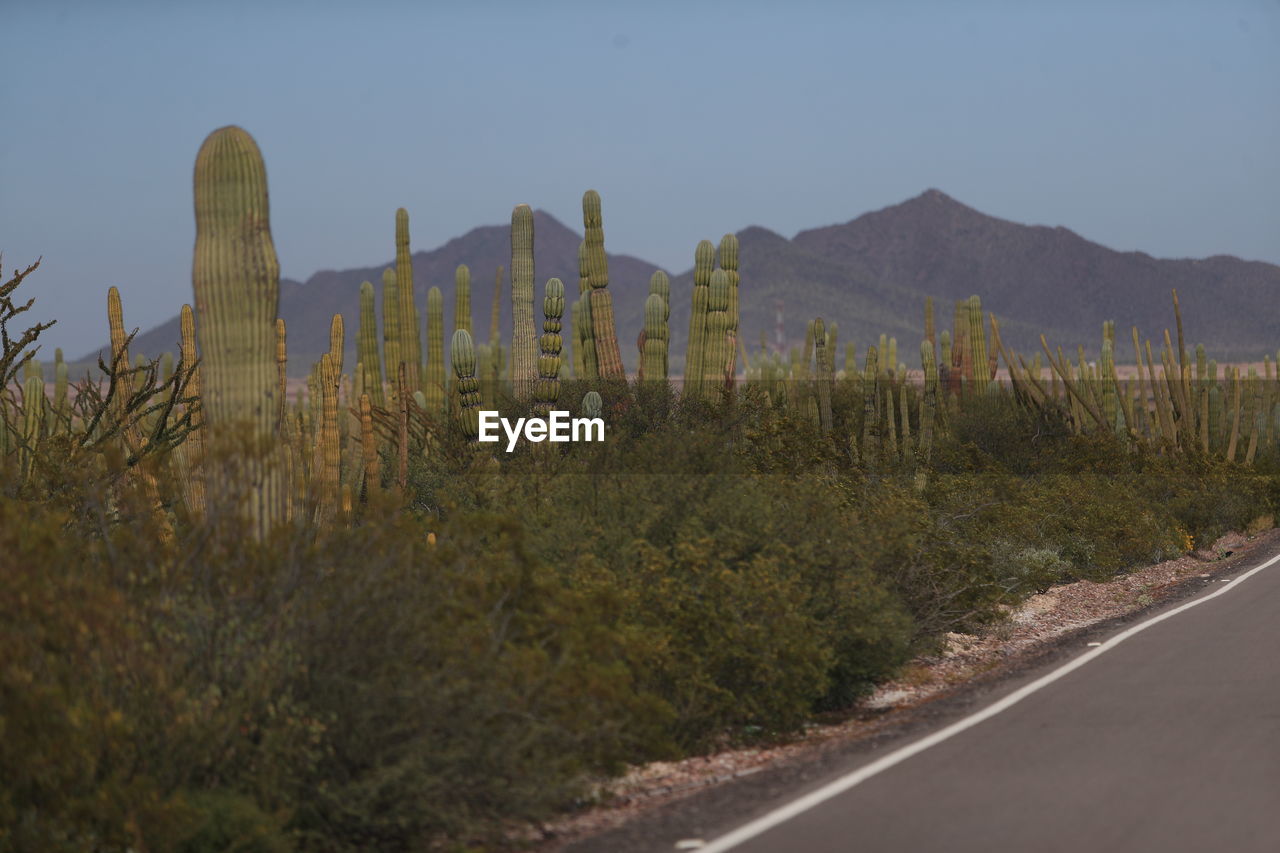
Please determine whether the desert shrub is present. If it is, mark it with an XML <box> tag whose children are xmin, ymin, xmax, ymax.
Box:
<box><xmin>285</xmin><ymin>511</ymin><xmax>665</xmax><ymax>849</ymax></box>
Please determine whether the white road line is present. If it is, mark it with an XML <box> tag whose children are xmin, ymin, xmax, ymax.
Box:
<box><xmin>694</xmin><ymin>549</ymin><xmax>1280</xmax><ymax>853</ymax></box>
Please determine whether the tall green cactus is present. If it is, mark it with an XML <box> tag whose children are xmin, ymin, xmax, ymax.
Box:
<box><xmin>453</xmin><ymin>264</ymin><xmax>472</xmax><ymax>336</ymax></box>
<box><xmin>451</xmin><ymin>329</ymin><xmax>480</xmax><ymax>440</ymax></box>
<box><xmin>535</xmin><ymin>278</ymin><xmax>565</xmax><ymax>413</ymax></box>
<box><xmin>642</xmin><ymin>293</ymin><xmax>667</xmax><ymax>383</ymax></box>
<box><xmin>583</xmin><ymin>190</ymin><xmax>624</xmax><ymax>379</ymax></box>
<box><xmin>684</xmin><ymin>240</ymin><xmax>715</xmax><ymax>395</ymax></box>
<box><xmin>192</xmin><ymin>125</ymin><xmax>286</xmax><ymax>536</ymax></box>
<box><xmin>649</xmin><ymin>271</ymin><xmax>671</xmax><ymax>378</ymax></box>
<box><xmin>702</xmin><ymin>269</ymin><xmax>732</xmax><ymax>401</ymax></box>
<box><xmin>425</xmin><ymin>286</ymin><xmax>446</xmax><ymax>414</ymax></box>
<box><xmin>511</xmin><ymin>204</ymin><xmax>537</xmax><ymax>398</ymax></box>
<box><xmin>719</xmin><ymin>234</ymin><xmax>740</xmax><ymax>376</ymax></box>
<box><xmin>394</xmin><ymin>208</ymin><xmax>421</xmax><ymax>393</ymax></box>
<box><xmin>577</xmin><ymin>247</ymin><xmax>600</xmax><ymax>384</ymax></box>
<box><xmin>967</xmin><ymin>295</ymin><xmax>989</xmax><ymax>393</ymax></box>
<box><xmin>358</xmin><ymin>281</ymin><xmax>385</xmax><ymax>408</ymax></box>
<box><xmin>382</xmin><ymin>267</ymin><xmax>400</xmax><ymax>400</ymax></box>
<box><xmin>20</xmin><ymin>374</ymin><xmax>44</xmax><ymax>482</ymax></box>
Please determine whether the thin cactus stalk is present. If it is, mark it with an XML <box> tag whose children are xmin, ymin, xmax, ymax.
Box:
<box><xmin>269</xmin><ymin>318</ymin><xmax>285</xmax><ymax>430</ymax></box>
<box><xmin>1245</xmin><ymin>368</ymin><xmax>1262</xmax><ymax>465</ymax></box>
<box><xmin>192</xmin><ymin>125</ymin><xmax>286</xmax><ymax>537</ymax></box>
<box><xmin>511</xmin><ymin>204</ymin><xmax>538</xmax><ymax>398</ymax></box>
<box><xmin>570</xmin><ymin>300</ymin><xmax>583</xmax><ymax>379</ymax></box>
<box><xmin>794</xmin><ymin>325</ymin><xmax>813</xmax><ymax>382</ymax></box>
<box><xmin>939</xmin><ymin>330</ymin><xmax>952</xmax><ymax>399</ymax></box>
<box><xmin>813</xmin><ymin>317</ymin><xmax>833</xmax><ymax>433</ymax></box>
<box><xmin>394</xmin><ymin>208</ymin><xmax>421</xmax><ymax>393</ymax></box>
<box><xmin>328</xmin><ymin>314</ymin><xmax>344</xmax><ymax>377</ymax></box>
<box><xmin>899</xmin><ymin>376</ymin><xmax>912</xmax><ymax>461</ymax></box>
<box><xmin>535</xmin><ymin>278</ymin><xmax>565</xmax><ymax>414</ymax></box>
<box><xmin>106</xmin><ymin>287</ymin><xmax>135</xmax><ymax>434</ymax></box>
<box><xmin>170</xmin><ymin>303</ymin><xmax>206</xmax><ymax>516</ymax></box>
<box><xmin>52</xmin><ymin>358</ymin><xmax>69</xmax><ymax>429</ymax></box>
<box><xmin>453</xmin><ymin>264</ymin><xmax>472</xmax><ymax>336</ymax></box>
<box><xmin>20</xmin><ymin>375</ymin><xmax>44</xmax><ymax>482</ymax></box>
<box><xmin>583</xmin><ymin>191</ymin><xmax>624</xmax><ymax>380</ymax></box>
<box><xmin>382</xmin><ymin>268</ymin><xmax>400</xmax><ymax>403</ymax></box>
<box><xmin>649</xmin><ymin>270</ymin><xmax>671</xmax><ymax>378</ymax></box>
<box><xmin>358</xmin><ymin>281</ymin><xmax>385</xmax><ymax>408</ymax></box>
<box><xmin>719</xmin><ymin>234</ymin><xmax>740</xmax><ymax>376</ymax></box>
<box><xmin>576</xmin><ymin>241</ymin><xmax>597</xmax><ymax>381</ymax></box>
<box><xmin>425</xmin><ymin>286</ymin><xmax>446</xmax><ymax>414</ymax></box>
<box><xmin>1226</xmin><ymin>367</ymin><xmax>1243</xmax><ymax>462</ymax></box>
<box><xmin>1101</xmin><ymin>338</ymin><xmax>1118</xmax><ymax>432</ymax></box>
<box><xmin>883</xmin><ymin>381</ymin><xmax>898</xmax><ymax>460</ymax></box>
<box><xmin>396</xmin><ymin>363</ymin><xmax>409</xmax><ymax>490</ymax></box>
<box><xmin>315</xmin><ymin>352</ymin><xmax>340</xmax><ymax>521</ymax></box>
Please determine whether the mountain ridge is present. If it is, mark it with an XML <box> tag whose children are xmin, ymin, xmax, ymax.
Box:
<box><xmin>91</xmin><ymin>190</ymin><xmax>1280</xmax><ymax>374</ymax></box>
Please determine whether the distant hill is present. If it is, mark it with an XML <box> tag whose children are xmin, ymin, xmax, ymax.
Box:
<box><xmin>95</xmin><ymin>190</ymin><xmax>1280</xmax><ymax>376</ymax></box>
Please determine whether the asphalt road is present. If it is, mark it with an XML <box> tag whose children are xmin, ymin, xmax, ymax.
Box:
<box><xmin>569</xmin><ymin>540</ymin><xmax>1280</xmax><ymax>853</ymax></box>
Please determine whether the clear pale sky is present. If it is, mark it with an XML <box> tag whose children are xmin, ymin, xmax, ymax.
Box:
<box><xmin>3</xmin><ymin>0</ymin><xmax>1277</xmax><ymax>355</ymax></box>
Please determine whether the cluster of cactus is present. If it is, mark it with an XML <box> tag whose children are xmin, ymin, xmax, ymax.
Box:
<box><xmin>13</xmin><ymin>124</ymin><xmax>1280</xmax><ymax>547</ymax></box>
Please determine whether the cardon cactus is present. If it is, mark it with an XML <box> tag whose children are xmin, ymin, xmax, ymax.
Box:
<box><xmin>454</xmin><ymin>264</ymin><xmax>472</xmax><ymax>335</ymax></box>
<box><xmin>316</xmin><ymin>351</ymin><xmax>341</xmax><ymax>520</ymax></box>
<box><xmin>191</xmin><ymin>125</ymin><xmax>286</xmax><ymax>536</ymax></box>
<box><xmin>641</xmin><ymin>293</ymin><xmax>667</xmax><ymax>383</ymax></box>
<box><xmin>649</xmin><ymin>270</ymin><xmax>671</xmax><ymax>377</ymax></box>
<box><xmin>20</xmin><ymin>374</ymin><xmax>45</xmax><ymax>482</ymax></box>
<box><xmin>702</xmin><ymin>269</ymin><xmax>732</xmax><ymax>401</ymax></box>
<box><xmin>583</xmin><ymin>190</ymin><xmax>624</xmax><ymax>379</ymax></box>
<box><xmin>329</xmin><ymin>313</ymin><xmax>344</xmax><ymax>376</ymax></box>
<box><xmin>577</xmin><ymin>242</ymin><xmax>599</xmax><ymax>381</ymax></box>
<box><xmin>171</xmin><ymin>303</ymin><xmax>206</xmax><ymax>515</ymax></box>
<box><xmin>684</xmin><ymin>240</ymin><xmax>715</xmax><ymax>395</ymax></box>
<box><xmin>718</xmin><ymin>234</ymin><xmax>740</xmax><ymax>375</ymax></box>
<box><xmin>535</xmin><ymin>278</ymin><xmax>565</xmax><ymax>413</ymax></box>
<box><xmin>382</xmin><ymin>268</ymin><xmax>400</xmax><ymax>401</ymax></box>
<box><xmin>394</xmin><ymin>208</ymin><xmax>421</xmax><ymax>393</ymax></box>
<box><xmin>451</xmin><ymin>329</ymin><xmax>481</xmax><ymax>440</ymax></box>
<box><xmin>275</xmin><ymin>318</ymin><xmax>288</xmax><ymax>428</ymax></box>
<box><xmin>425</xmin><ymin>286</ymin><xmax>445</xmax><ymax>414</ymax></box>
<box><xmin>358</xmin><ymin>281</ymin><xmax>385</xmax><ymax>407</ymax></box>
<box><xmin>511</xmin><ymin>204</ymin><xmax>538</xmax><ymax>398</ymax></box>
